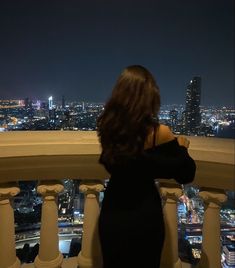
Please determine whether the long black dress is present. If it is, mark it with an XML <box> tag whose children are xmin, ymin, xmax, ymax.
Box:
<box><xmin>98</xmin><ymin>138</ymin><xmax>196</xmax><ymax>268</ymax></box>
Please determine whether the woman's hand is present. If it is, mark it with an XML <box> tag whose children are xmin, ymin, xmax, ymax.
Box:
<box><xmin>177</xmin><ymin>136</ymin><xmax>190</xmax><ymax>148</ymax></box>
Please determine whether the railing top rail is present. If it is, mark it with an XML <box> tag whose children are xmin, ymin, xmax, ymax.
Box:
<box><xmin>0</xmin><ymin>131</ymin><xmax>234</xmax><ymax>190</ymax></box>
<box><xmin>0</xmin><ymin>131</ymin><xmax>101</xmax><ymax>157</ymax></box>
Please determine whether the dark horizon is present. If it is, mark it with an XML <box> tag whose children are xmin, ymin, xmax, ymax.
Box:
<box><xmin>0</xmin><ymin>0</ymin><xmax>234</xmax><ymax>106</ymax></box>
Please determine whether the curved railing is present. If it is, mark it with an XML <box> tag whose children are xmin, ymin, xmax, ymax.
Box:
<box><xmin>0</xmin><ymin>131</ymin><xmax>234</xmax><ymax>268</ymax></box>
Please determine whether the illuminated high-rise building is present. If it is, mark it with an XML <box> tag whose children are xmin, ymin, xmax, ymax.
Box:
<box><xmin>169</xmin><ymin>109</ymin><xmax>178</xmax><ymax>132</ymax></box>
<box><xmin>24</xmin><ymin>97</ymin><xmax>30</xmax><ymax>109</ymax></box>
<box><xmin>185</xmin><ymin>77</ymin><xmax>201</xmax><ymax>135</ymax></box>
<box><xmin>24</xmin><ymin>97</ymin><xmax>33</xmax><ymax>118</ymax></box>
<box><xmin>48</xmin><ymin>96</ymin><xmax>53</xmax><ymax>110</ymax></box>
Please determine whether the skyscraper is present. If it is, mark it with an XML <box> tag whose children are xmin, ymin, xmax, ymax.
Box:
<box><xmin>62</xmin><ymin>95</ymin><xmax>65</xmax><ymax>109</ymax></box>
<box><xmin>48</xmin><ymin>96</ymin><xmax>55</xmax><ymax>122</ymax></box>
<box><xmin>185</xmin><ymin>77</ymin><xmax>201</xmax><ymax>135</ymax></box>
<box><xmin>169</xmin><ymin>109</ymin><xmax>179</xmax><ymax>132</ymax></box>
<box><xmin>48</xmin><ymin>96</ymin><xmax>53</xmax><ymax>110</ymax></box>
<box><xmin>24</xmin><ymin>97</ymin><xmax>30</xmax><ymax>109</ymax></box>
<box><xmin>24</xmin><ymin>97</ymin><xmax>33</xmax><ymax>118</ymax></box>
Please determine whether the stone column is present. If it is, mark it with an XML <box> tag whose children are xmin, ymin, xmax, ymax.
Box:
<box><xmin>197</xmin><ymin>188</ymin><xmax>227</xmax><ymax>268</ymax></box>
<box><xmin>0</xmin><ymin>182</ymin><xmax>20</xmax><ymax>268</ymax></box>
<box><xmin>34</xmin><ymin>180</ymin><xmax>64</xmax><ymax>268</ymax></box>
<box><xmin>159</xmin><ymin>183</ymin><xmax>183</xmax><ymax>268</ymax></box>
<box><xmin>77</xmin><ymin>180</ymin><xmax>104</xmax><ymax>268</ymax></box>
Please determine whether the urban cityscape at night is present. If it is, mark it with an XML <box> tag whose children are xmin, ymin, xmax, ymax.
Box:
<box><xmin>1</xmin><ymin>92</ymin><xmax>234</xmax><ymax>265</ymax></box>
<box><xmin>0</xmin><ymin>92</ymin><xmax>234</xmax><ymax>138</ymax></box>
<box><xmin>0</xmin><ymin>0</ymin><xmax>234</xmax><ymax>267</ymax></box>
<box><xmin>1</xmin><ymin>78</ymin><xmax>234</xmax><ymax>266</ymax></box>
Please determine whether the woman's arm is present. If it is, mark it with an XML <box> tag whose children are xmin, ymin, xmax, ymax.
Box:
<box><xmin>143</xmin><ymin>138</ymin><xmax>196</xmax><ymax>184</ymax></box>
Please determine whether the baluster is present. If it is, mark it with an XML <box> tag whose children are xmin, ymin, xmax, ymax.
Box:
<box><xmin>159</xmin><ymin>182</ymin><xmax>183</xmax><ymax>268</ymax></box>
<box><xmin>77</xmin><ymin>180</ymin><xmax>104</xmax><ymax>268</ymax></box>
<box><xmin>197</xmin><ymin>188</ymin><xmax>227</xmax><ymax>268</ymax></box>
<box><xmin>34</xmin><ymin>180</ymin><xmax>64</xmax><ymax>268</ymax></box>
<box><xmin>0</xmin><ymin>182</ymin><xmax>20</xmax><ymax>268</ymax></box>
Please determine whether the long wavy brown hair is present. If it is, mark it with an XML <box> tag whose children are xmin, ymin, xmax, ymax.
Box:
<box><xmin>97</xmin><ymin>65</ymin><xmax>161</xmax><ymax>168</ymax></box>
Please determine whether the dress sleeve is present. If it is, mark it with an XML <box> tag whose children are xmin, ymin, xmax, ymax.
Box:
<box><xmin>142</xmin><ymin>139</ymin><xmax>196</xmax><ymax>184</ymax></box>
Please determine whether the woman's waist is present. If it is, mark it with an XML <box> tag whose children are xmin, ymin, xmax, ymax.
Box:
<box><xmin>102</xmin><ymin>182</ymin><xmax>162</xmax><ymax>210</ymax></box>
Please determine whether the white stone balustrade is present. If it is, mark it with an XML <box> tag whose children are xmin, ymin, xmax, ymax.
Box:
<box><xmin>0</xmin><ymin>132</ymin><xmax>234</xmax><ymax>268</ymax></box>
<box><xmin>0</xmin><ymin>183</ymin><xmax>20</xmax><ymax>268</ymax></box>
<box><xmin>160</xmin><ymin>182</ymin><xmax>183</xmax><ymax>268</ymax></box>
<box><xmin>77</xmin><ymin>180</ymin><xmax>104</xmax><ymax>268</ymax></box>
<box><xmin>197</xmin><ymin>188</ymin><xmax>228</xmax><ymax>268</ymax></box>
<box><xmin>34</xmin><ymin>180</ymin><xmax>64</xmax><ymax>268</ymax></box>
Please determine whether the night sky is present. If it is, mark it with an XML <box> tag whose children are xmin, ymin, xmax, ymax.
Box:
<box><xmin>0</xmin><ymin>0</ymin><xmax>234</xmax><ymax>106</ymax></box>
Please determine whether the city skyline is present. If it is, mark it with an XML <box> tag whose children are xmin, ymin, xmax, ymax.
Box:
<box><xmin>0</xmin><ymin>0</ymin><xmax>234</xmax><ymax>106</ymax></box>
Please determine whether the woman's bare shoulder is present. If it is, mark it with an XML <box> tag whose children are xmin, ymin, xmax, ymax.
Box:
<box><xmin>156</xmin><ymin>124</ymin><xmax>175</xmax><ymax>145</ymax></box>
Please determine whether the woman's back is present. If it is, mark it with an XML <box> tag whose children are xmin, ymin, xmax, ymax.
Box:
<box><xmin>98</xmin><ymin>65</ymin><xmax>195</xmax><ymax>268</ymax></box>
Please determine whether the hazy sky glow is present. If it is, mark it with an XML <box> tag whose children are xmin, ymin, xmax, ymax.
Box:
<box><xmin>0</xmin><ymin>0</ymin><xmax>234</xmax><ymax>106</ymax></box>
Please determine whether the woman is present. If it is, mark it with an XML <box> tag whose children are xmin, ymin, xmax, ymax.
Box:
<box><xmin>97</xmin><ymin>65</ymin><xmax>196</xmax><ymax>268</ymax></box>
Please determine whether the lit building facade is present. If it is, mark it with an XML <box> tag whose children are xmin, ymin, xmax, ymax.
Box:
<box><xmin>185</xmin><ymin>77</ymin><xmax>201</xmax><ymax>135</ymax></box>
<box><xmin>48</xmin><ymin>96</ymin><xmax>53</xmax><ymax>110</ymax></box>
<box><xmin>223</xmin><ymin>245</ymin><xmax>235</xmax><ymax>267</ymax></box>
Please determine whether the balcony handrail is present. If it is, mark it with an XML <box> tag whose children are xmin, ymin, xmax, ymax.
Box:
<box><xmin>0</xmin><ymin>131</ymin><xmax>234</xmax><ymax>190</ymax></box>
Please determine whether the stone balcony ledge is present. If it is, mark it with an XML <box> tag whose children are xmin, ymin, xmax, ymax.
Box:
<box><xmin>0</xmin><ymin>131</ymin><xmax>234</xmax><ymax>190</ymax></box>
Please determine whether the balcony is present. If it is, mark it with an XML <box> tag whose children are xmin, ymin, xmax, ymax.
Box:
<box><xmin>0</xmin><ymin>131</ymin><xmax>234</xmax><ymax>268</ymax></box>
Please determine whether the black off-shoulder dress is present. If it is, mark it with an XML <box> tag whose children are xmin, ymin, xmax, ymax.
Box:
<box><xmin>99</xmin><ymin>138</ymin><xmax>196</xmax><ymax>268</ymax></box>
